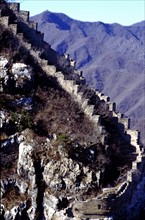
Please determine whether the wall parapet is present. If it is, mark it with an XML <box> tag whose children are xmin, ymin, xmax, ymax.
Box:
<box><xmin>8</xmin><ymin>2</ymin><xmax>20</xmax><ymax>12</ymax></box>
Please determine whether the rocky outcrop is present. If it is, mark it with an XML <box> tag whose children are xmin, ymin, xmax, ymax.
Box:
<box><xmin>0</xmin><ymin>56</ymin><xmax>32</xmax><ymax>93</ymax></box>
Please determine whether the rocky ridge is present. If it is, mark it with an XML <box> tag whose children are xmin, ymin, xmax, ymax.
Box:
<box><xmin>0</xmin><ymin>1</ymin><xmax>145</xmax><ymax>220</ymax></box>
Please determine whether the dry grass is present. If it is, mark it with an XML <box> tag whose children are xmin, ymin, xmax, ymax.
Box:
<box><xmin>2</xmin><ymin>184</ymin><xmax>29</xmax><ymax>210</ymax></box>
<box><xmin>34</xmin><ymin>85</ymin><xmax>99</xmax><ymax>145</ymax></box>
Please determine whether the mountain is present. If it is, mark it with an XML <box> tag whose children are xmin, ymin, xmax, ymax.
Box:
<box><xmin>31</xmin><ymin>11</ymin><xmax>145</xmax><ymax>145</ymax></box>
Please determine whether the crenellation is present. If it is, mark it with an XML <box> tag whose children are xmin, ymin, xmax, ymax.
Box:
<box><xmin>127</xmin><ymin>170</ymin><xmax>133</xmax><ymax>182</ymax></box>
<box><xmin>28</xmin><ymin>20</ymin><xmax>38</xmax><ymax>30</ymax></box>
<box><xmin>108</xmin><ymin>102</ymin><xmax>116</xmax><ymax>111</ymax></box>
<box><xmin>70</xmin><ymin>59</ymin><xmax>76</xmax><ymax>68</ymax></box>
<box><xmin>0</xmin><ymin>16</ymin><xmax>9</xmax><ymax>26</ymax></box>
<box><xmin>74</xmin><ymin>70</ymin><xmax>83</xmax><ymax>77</ymax></box>
<box><xmin>125</xmin><ymin>129</ymin><xmax>140</xmax><ymax>146</ymax></box>
<box><xmin>132</xmin><ymin>161</ymin><xmax>137</xmax><ymax>170</ymax></box>
<box><xmin>15</xmin><ymin>10</ymin><xmax>29</xmax><ymax>22</ymax></box>
<box><xmin>64</xmin><ymin>54</ymin><xmax>69</xmax><ymax>59</ymax></box>
<box><xmin>121</xmin><ymin>118</ymin><xmax>130</xmax><ymax>130</ymax></box>
<box><xmin>117</xmin><ymin>112</ymin><xmax>124</xmax><ymax>118</ymax></box>
<box><xmin>8</xmin><ymin>3</ymin><xmax>20</xmax><ymax>12</ymax></box>
<box><xmin>100</xmin><ymin>94</ymin><xmax>110</xmax><ymax>102</ymax></box>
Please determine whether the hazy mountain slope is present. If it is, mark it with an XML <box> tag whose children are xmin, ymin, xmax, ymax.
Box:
<box><xmin>31</xmin><ymin>12</ymin><xmax>145</xmax><ymax>144</ymax></box>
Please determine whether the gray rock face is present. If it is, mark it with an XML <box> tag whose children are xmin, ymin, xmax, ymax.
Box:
<box><xmin>4</xmin><ymin>207</ymin><xmax>19</xmax><ymax>220</ymax></box>
<box><xmin>0</xmin><ymin>117</ymin><xmax>144</xmax><ymax>220</ymax></box>
<box><xmin>43</xmin><ymin>194</ymin><xmax>58</xmax><ymax>219</ymax></box>
<box><xmin>0</xmin><ymin>58</ymin><xmax>32</xmax><ymax>92</ymax></box>
<box><xmin>43</xmin><ymin>143</ymin><xmax>102</xmax><ymax>198</ymax></box>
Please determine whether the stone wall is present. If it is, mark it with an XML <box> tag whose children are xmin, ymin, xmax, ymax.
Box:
<box><xmin>1</xmin><ymin>2</ymin><xmax>145</xmax><ymax>219</ymax></box>
<box><xmin>5</xmin><ymin>0</ymin><xmax>142</xmax><ymax>150</ymax></box>
<box><xmin>7</xmin><ymin>3</ymin><xmax>75</xmax><ymax>72</ymax></box>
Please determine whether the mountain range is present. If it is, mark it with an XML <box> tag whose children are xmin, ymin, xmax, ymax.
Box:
<box><xmin>31</xmin><ymin>11</ymin><xmax>145</xmax><ymax>144</ymax></box>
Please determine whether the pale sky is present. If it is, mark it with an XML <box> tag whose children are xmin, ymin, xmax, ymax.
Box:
<box><xmin>17</xmin><ymin>0</ymin><xmax>145</xmax><ymax>25</ymax></box>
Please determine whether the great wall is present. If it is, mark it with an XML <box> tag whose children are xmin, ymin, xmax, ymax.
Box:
<box><xmin>0</xmin><ymin>2</ymin><xmax>145</xmax><ymax>219</ymax></box>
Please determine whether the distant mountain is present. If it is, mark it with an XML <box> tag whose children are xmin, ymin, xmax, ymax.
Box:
<box><xmin>31</xmin><ymin>11</ymin><xmax>145</xmax><ymax>144</ymax></box>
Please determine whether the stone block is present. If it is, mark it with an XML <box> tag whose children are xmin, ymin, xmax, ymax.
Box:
<box><xmin>127</xmin><ymin>170</ymin><xmax>132</xmax><ymax>182</ymax></box>
<box><xmin>8</xmin><ymin>3</ymin><xmax>20</xmax><ymax>12</ymax></box>
<box><xmin>84</xmin><ymin>105</ymin><xmax>94</xmax><ymax>116</ymax></box>
<box><xmin>119</xmin><ymin>117</ymin><xmax>130</xmax><ymax>129</ymax></box>
<box><xmin>132</xmin><ymin>161</ymin><xmax>137</xmax><ymax>170</ymax></box>
<box><xmin>92</xmin><ymin>115</ymin><xmax>101</xmax><ymax>124</ymax></box>
<box><xmin>108</xmin><ymin>102</ymin><xmax>116</xmax><ymax>111</ymax></box>
<box><xmin>18</xmin><ymin>11</ymin><xmax>29</xmax><ymax>22</ymax></box>
<box><xmin>100</xmin><ymin>95</ymin><xmax>110</xmax><ymax>102</ymax></box>
<box><xmin>28</xmin><ymin>21</ymin><xmax>38</xmax><ymax>30</ymax></box>
<box><xmin>0</xmin><ymin>16</ymin><xmax>9</xmax><ymax>26</ymax></box>
<box><xmin>126</xmin><ymin>129</ymin><xmax>140</xmax><ymax>146</ymax></box>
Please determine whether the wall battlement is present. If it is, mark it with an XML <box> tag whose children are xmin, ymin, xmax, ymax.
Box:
<box><xmin>0</xmin><ymin>2</ymin><xmax>144</xmax><ymax>219</ymax></box>
<box><xmin>8</xmin><ymin>2</ymin><xmax>20</xmax><ymax>12</ymax></box>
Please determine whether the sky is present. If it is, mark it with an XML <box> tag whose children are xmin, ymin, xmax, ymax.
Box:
<box><xmin>17</xmin><ymin>0</ymin><xmax>145</xmax><ymax>25</ymax></box>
